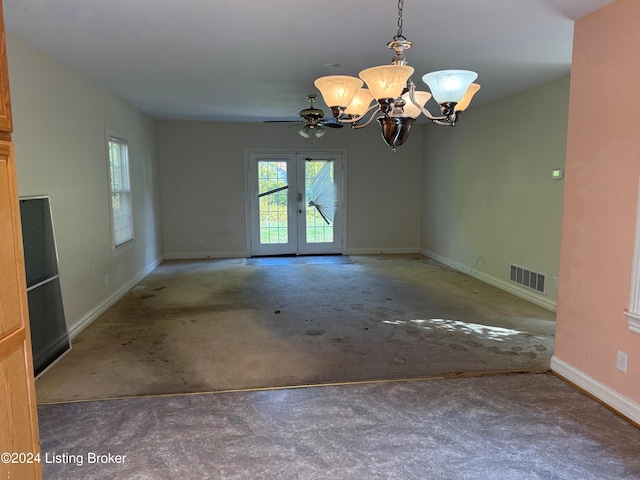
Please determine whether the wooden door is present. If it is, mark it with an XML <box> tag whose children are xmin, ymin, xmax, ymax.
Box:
<box><xmin>0</xmin><ymin>143</ymin><xmax>41</xmax><ymax>479</ymax></box>
<box><xmin>0</xmin><ymin>0</ymin><xmax>42</xmax><ymax>477</ymax></box>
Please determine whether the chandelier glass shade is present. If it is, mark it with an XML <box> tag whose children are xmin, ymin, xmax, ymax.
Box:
<box><xmin>358</xmin><ymin>65</ymin><xmax>414</xmax><ymax>101</ymax></box>
<box><xmin>400</xmin><ymin>90</ymin><xmax>431</xmax><ymax>118</ymax></box>
<box><xmin>421</xmin><ymin>70</ymin><xmax>478</xmax><ymax>104</ymax></box>
<box><xmin>312</xmin><ymin>0</ymin><xmax>480</xmax><ymax>151</ymax></box>
<box><xmin>313</xmin><ymin>76</ymin><xmax>363</xmax><ymax>113</ymax></box>
<box><xmin>344</xmin><ymin>88</ymin><xmax>374</xmax><ymax>117</ymax></box>
<box><xmin>455</xmin><ymin>83</ymin><xmax>481</xmax><ymax>112</ymax></box>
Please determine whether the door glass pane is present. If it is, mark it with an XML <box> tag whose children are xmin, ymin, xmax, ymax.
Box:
<box><xmin>305</xmin><ymin>160</ymin><xmax>335</xmax><ymax>243</ymax></box>
<box><xmin>258</xmin><ymin>161</ymin><xmax>289</xmax><ymax>244</ymax></box>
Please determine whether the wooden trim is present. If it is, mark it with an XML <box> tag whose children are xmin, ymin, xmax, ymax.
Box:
<box><xmin>0</xmin><ymin>1</ymin><xmax>12</xmax><ymax>132</ymax></box>
<box><xmin>7</xmin><ymin>141</ymin><xmax>42</xmax><ymax>463</ymax></box>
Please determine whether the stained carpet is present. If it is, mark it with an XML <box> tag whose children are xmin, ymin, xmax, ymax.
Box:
<box><xmin>36</xmin><ymin>255</ymin><xmax>556</xmax><ymax>403</ymax></box>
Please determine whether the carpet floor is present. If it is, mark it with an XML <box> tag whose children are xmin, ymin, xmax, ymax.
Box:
<box><xmin>36</xmin><ymin>255</ymin><xmax>556</xmax><ymax>403</ymax></box>
<box><xmin>38</xmin><ymin>373</ymin><xmax>640</xmax><ymax>479</ymax></box>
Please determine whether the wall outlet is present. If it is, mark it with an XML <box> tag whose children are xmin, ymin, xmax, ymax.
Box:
<box><xmin>104</xmin><ymin>274</ymin><xmax>109</xmax><ymax>287</ymax></box>
<box><xmin>616</xmin><ymin>351</ymin><xmax>628</xmax><ymax>373</ymax></box>
<box><xmin>383</xmin><ymin>234</ymin><xmax>388</xmax><ymax>241</ymax></box>
<box><xmin>553</xmin><ymin>277</ymin><xmax>559</xmax><ymax>289</ymax></box>
<box><xmin>197</xmin><ymin>236</ymin><xmax>204</xmax><ymax>245</ymax></box>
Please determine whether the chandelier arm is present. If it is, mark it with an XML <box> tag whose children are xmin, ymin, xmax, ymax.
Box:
<box><xmin>351</xmin><ymin>106</ymin><xmax>383</xmax><ymax>130</ymax></box>
<box><xmin>338</xmin><ymin>103</ymin><xmax>379</xmax><ymax>124</ymax></box>
<box><xmin>406</xmin><ymin>81</ymin><xmax>447</xmax><ymax>122</ymax></box>
<box><xmin>432</xmin><ymin>119</ymin><xmax>455</xmax><ymax>126</ymax></box>
<box><xmin>434</xmin><ymin>111</ymin><xmax>460</xmax><ymax>126</ymax></box>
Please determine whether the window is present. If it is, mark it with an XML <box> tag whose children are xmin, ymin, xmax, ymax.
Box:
<box><xmin>625</xmin><ymin>183</ymin><xmax>640</xmax><ymax>335</ymax></box>
<box><xmin>106</xmin><ymin>129</ymin><xmax>134</xmax><ymax>252</ymax></box>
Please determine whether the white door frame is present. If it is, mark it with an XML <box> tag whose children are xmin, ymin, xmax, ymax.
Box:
<box><xmin>244</xmin><ymin>148</ymin><xmax>348</xmax><ymax>257</ymax></box>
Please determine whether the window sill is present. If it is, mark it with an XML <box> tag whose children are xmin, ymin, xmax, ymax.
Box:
<box><xmin>112</xmin><ymin>239</ymin><xmax>135</xmax><ymax>257</ymax></box>
<box><xmin>624</xmin><ymin>310</ymin><xmax>640</xmax><ymax>335</ymax></box>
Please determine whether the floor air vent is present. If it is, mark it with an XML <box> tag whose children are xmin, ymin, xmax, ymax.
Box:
<box><xmin>510</xmin><ymin>264</ymin><xmax>546</xmax><ymax>294</ymax></box>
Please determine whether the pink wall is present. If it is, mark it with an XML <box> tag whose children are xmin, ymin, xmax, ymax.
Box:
<box><xmin>556</xmin><ymin>0</ymin><xmax>640</xmax><ymax>402</ymax></box>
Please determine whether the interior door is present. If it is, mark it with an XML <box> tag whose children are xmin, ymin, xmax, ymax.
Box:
<box><xmin>248</xmin><ymin>151</ymin><xmax>343</xmax><ymax>256</ymax></box>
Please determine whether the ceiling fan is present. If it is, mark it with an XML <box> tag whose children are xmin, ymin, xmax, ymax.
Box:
<box><xmin>264</xmin><ymin>94</ymin><xmax>343</xmax><ymax>139</ymax></box>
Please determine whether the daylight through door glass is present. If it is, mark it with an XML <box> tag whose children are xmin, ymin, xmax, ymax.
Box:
<box><xmin>305</xmin><ymin>160</ymin><xmax>335</xmax><ymax>243</ymax></box>
<box><xmin>258</xmin><ymin>161</ymin><xmax>289</xmax><ymax>244</ymax></box>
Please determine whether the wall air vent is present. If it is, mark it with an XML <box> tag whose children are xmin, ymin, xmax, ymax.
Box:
<box><xmin>510</xmin><ymin>264</ymin><xmax>546</xmax><ymax>295</ymax></box>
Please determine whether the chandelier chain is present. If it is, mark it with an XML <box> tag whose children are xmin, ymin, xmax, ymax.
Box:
<box><xmin>396</xmin><ymin>0</ymin><xmax>405</xmax><ymax>40</ymax></box>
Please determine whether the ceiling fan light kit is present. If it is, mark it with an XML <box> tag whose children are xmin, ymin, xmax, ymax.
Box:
<box><xmin>298</xmin><ymin>123</ymin><xmax>326</xmax><ymax>139</ymax></box>
<box><xmin>263</xmin><ymin>94</ymin><xmax>343</xmax><ymax>140</ymax></box>
<box><xmin>313</xmin><ymin>0</ymin><xmax>481</xmax><ymax>152</ymax></box>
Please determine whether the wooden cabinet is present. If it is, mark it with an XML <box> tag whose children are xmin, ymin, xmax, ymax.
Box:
<box><xmin>0</xmin><ymin>0</ymin><xmax>42</xmax><ymax>478</ymax></box>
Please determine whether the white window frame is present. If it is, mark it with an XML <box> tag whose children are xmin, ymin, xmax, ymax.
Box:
<box><xmin>625</xmin><ymin>180</ymin><xmax>640</xmax><ymax>335</ymax></box>
<box><xmin>105</xmin><ymin>127</ymin><xmax>134</xmax><ymax>254</ymax></box>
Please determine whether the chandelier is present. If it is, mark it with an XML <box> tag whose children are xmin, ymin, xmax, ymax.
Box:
<box><xmin>313</xmin><ymin>0</ymin><xmax>481</xmax><ymax>152</ymax></box>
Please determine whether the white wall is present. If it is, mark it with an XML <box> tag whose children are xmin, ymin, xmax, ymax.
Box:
<box><xmin>158</xmin><ymin>121</ymin><xmax>423</xmax><ymax>257</ymax></box>
<box><xmin>7</xmin><ymin>33</ymin><xmax>164</xmax><ymax>335</ymax></box>
<box><xmin>420</xmin><ymin>76</ymin><xmax>569</xmax><ymax>310</ymax></box>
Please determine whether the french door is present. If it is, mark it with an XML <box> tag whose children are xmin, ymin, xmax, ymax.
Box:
<box><xmin>248</xmin><ymin>151</ymin><xmax>343</xmax><ymax>256</ymax></box>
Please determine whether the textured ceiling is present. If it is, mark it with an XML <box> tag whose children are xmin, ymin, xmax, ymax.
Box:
<box><xmin>3</xmin><ymin>0</ymin><xmax>614</xmax><ymax>122</ymax></box>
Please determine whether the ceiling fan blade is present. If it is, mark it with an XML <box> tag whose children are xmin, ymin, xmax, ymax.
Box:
<box><xmin>263</xmin><ymin>120</ymin><xmax>301</xmax><ymax>123</ymax></box>
<box><xmin>320</xmin><ymin>119</ymin><xmax>344</xmax><ymax>129</ymax></box>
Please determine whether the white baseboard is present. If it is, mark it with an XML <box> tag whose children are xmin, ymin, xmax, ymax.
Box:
<box><xmin>164</xmin><ymin>251</ymin><xmax>248</xmax><ymax>260</ymax></box>
<box><xmin>551</xmin><ymin>356</ymin><xmax>640</xmax><ymax>425</ymax></box>
<box><xmin>68</xmin><ymin>255</ymin><xmax>165</xmax><ymax>339</ymax></box>
<box><xmin>420</xmin><ymin>249</ymin><xmax>557</xmax><ymax>312</ymax></box>
<box><xmin>345</xmin><ymin>247</ymin><xmax>420</xmax><ymax>255</ymax></box>
<box><xmin>167</xmin><ymin>249</ymin><xmax>421</xmax><ymax>259</ymax></box>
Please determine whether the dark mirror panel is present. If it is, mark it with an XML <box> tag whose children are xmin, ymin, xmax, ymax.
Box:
<box><xmin>20</xmin><ymin>198</ymin><xmax>59</xmax><ymax>288</ymax></box>
<box><xmin>27</xmin><ymin>278</ymin><xmax>68</xmax><ymax>376</ymax></box>
<box><xmin>19</xmin><ymin>197</ymin><xmax>70</xmax><ymax>376</ymax></box>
